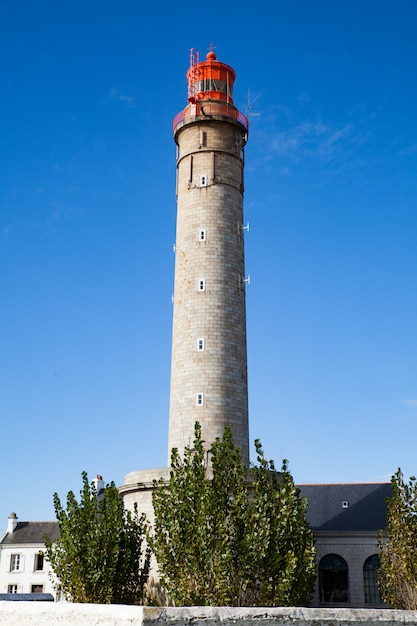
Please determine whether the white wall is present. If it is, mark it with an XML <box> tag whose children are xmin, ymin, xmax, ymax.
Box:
<box><xmin>0</xmin><ymin>544</ymin><xmax>58</xmax><ymax>597</ymax></box>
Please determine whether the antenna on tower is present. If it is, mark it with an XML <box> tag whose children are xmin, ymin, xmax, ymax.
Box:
<box><xmin>246</xmin><ymin>88</ymin><xmax>261</xmax><ymax>117</ymax></box>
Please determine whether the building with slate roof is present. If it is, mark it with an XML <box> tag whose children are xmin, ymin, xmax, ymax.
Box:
<box><xmin>0</xmin><ymin>512</ymin><xmax>61</xmax><ymax>599</ymax></box>
<box><xmin>0</xmin><ymin>476</ymin><xmax>104</xmax><ymax>600</ymax></box>
<box><xmin>0</xmin><ymin>482</ymin><xmax>391</xmax><ymax>607</ymax></box>
<box><xmin>298</xmin><ymin>482</ymin><xmax>392</xmax><ymax>608</ymax></box>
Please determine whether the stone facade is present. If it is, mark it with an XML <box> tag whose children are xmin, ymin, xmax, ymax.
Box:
<box><xmin>122</xmin><ymin>50</ymin><xmax>250</xmax><ymax>509</ymax></box>
<box><xmin>120</xmin><ymin>468</ymin><xmax>170</xmax><ymax>528</ymax></box>
<box><xmin>169</xmin><ymin>115</ymin><xmax>249</xmax><ymax>464</ymax></box>
<box><xmin>311</xmin><ymin>532</ymin><xmax>383</xmax><ymax>608</ymax></box>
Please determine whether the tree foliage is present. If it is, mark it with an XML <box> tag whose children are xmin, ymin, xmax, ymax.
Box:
<box><xmin>150</xmin><ymin>423</ymin><xmax>316</xmax><ymax>606</ymax></box>
<box><xmin>45</xmin><ymin>472</ymin><xmax>150</xmax><ymax>604</ymax></box>
<box><xmin>378</xmin><ymin>468</ymin><xmax>417</xmax><ymax>609</ymax></box>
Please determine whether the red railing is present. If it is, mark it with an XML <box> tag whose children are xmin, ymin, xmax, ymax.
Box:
<box><xmin>173</xmin><ymin>102</ymin><xmax>248</xmax><ymax>134</ymax></box>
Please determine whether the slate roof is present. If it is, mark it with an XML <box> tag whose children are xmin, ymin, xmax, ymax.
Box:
<box><xmin>0</xmin><ymin>593</ymin><xmax>54</xmax><ymax>601</ymax></box>
<box><xmin>298</xmin><ymin>483</ymin><xmax>392</xmax><ymax>532</ymax></box>
<box><xmin>1</xmin><ymin>521</ymin><xmax>60</xmax><ymax>545</ymax></box>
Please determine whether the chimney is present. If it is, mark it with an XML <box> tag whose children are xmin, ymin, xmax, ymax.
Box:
<box><xmin>8</xmin><ymin>512</ymin><xmax>18</xmax><ymax>534</ymax></box>
<box><xmin>92</xmin><ymin>475</ymin><xmax>105</xmax><ymax>496</ymax></box>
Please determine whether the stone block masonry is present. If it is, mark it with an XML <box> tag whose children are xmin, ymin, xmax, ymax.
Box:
<box><xmin>121</xmin><ymin>48</ymin><xmax>250</xmax><ymax>533</ymax></box>
<box><xmin>169</xmin><ymin>116</ymin><xmax>249</xmax><ymax>465</ymax></box>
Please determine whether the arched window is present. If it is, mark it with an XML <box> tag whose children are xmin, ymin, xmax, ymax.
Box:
<box><xmin>319</xmin><ymin>554</ymin><xmax>349</xmax><ymax>603</ymax></box>
<box><xmin>363</xmin><ymin>554</ymin><xmax>382</xmax><ymax>604</ymax></box>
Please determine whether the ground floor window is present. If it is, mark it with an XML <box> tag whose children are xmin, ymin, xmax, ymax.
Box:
<box><xmin>319</xmin><ymin>553</ymin><xmax>349</xmax><ymax>602</ymax></box>
<box><xmin>31</xmin><ymin>584</ymin><xmax>43</xmax><ymax>593</ymax></box>
<box><xmin>8</xmin><ymin>584</ymin><xmax>18</xmax><ymax>593</ymax></box>
<box><xmin>364</xmin><ymin>554</ymin><xmax>382</xmax><ymax>603</ymax></box>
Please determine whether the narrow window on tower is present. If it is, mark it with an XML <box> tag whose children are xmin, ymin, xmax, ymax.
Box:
<box><xmin>196</xmin><ymin>393</ymin><xmax>204</xmax><ymax>406</ymax></box>
<box><xmin>199</xmin><ymin>229</ymin><xmax>206</xmax><ymax>242</ymax></box>
<box><xmin>198</xmin><ymin>279</ymin><xmax>206</xmax><ymax>292</ymax></box>
<box><xmin>189</xmin><ymin>155</ymin><xmax>193</xmax><ymax>183</ymax></box>
<box><xmin>199</xmin><ymin>130</ymin><xmax>206</xmax><ymax>147</ymax></box>
<box><xmin>200</xmin><ymin>174</ymin><xmax>207</xmax><ymax>187</ymax></box>
<box><xmin>197</xmin><ymin>338</ymin><xmax>205</xmax><ymax>351</ymax></box>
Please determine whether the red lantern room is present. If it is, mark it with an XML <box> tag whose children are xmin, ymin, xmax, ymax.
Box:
<box><xmin>173</xmin><ymin>48</ymin><xmax>248</xmax><ymax>135</ymax></box>
<box><xmin>187</xmin><ymin>48</ymin><xmax>236</xmax><ymax>105</ymax></box>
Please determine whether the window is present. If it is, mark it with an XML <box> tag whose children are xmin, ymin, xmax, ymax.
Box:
<box><xmin>197</xmin><ymin>78</ymin><xmax>231</xmax><ymax>97</ymax></box>
<box><xmin>319</xmin><ymin>554</ymin><xmax>349</xmax><ymax>603</ymax></box>
<box><xmin>188</xmin><ymin>155</ymin><xmax>193</xmax><ymax>182</ymax></box>
<box><xmin>35</xmin><ymin>552</ymin><xmax>44</xmax><ymax>571</ymax></box>
<box><xmin>199</xmin><ymin>229</ymin><xmax>206</xmax><ymax>242</ymax></box>
<box><xmin>10</xmin><ymin>554</ymin><xmax>20</xmax><ymax>572</ymax></box>
<box><xmin>196</xmin><ymin>393</ymin><xmax>204</xmax><ymax>406</ymax></box>
<box><xmin>364</xmin><ymin>554</ymin><xmax>382</xmax><ymax>604</ymax></box>
<box><xmin>197</xmin><ymin>338</ymin><xmax>205</xmax><ymax>351</ymax></box>
<box><xmin>198</xmin><ymin>279</ymin><xmax>205</xmax><ymax>292</ymax></box>
<box><xmin>31</xmin><ymin>584</ymin><xmax>43</xmax><ymax>593</ymax></box>
<box><xmin>8</xmin><ymin>585</ymin><xmax>18</xmax><ymax>594</ymax></box>
<box><xmin>200</xmin><ymin>174</ymin><xmax>207</xmax><ymax>187</ymax></box>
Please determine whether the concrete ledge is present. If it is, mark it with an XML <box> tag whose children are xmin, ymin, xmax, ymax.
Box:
<box><xmin>144</xmin><ymin>607</ymin><xmax>417</xmax><ymax>626</ymax></box>
<box><xmin>1</xmin><ymin>604</ymin><xmax>417</xmax><ymax>626</ymax></box>
<box><xmin>0</xmin><ymin>602</ymin><xmax>144</xmax><ymax>625</ymax></box>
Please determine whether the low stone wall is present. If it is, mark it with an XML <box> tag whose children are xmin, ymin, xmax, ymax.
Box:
<box><xmin>1</xmin><ymin>604</ymin><xmax>417</xmax><ymax>626</ymax></box>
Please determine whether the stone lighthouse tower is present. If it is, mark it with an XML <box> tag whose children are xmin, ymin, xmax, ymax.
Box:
<box><xmin>168</xmin><ymin>48</ymin><xmax>250</xmax><ymax>465</ymax></box>
<box><xmin>121</xmin><ymin>48</ymin><xmax>249</xmax><ymax>514</ymax></box>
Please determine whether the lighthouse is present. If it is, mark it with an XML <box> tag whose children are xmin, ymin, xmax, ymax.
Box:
<box><xmin>121</xmin><ymin>48</ymin><xmax>250</xmax><ymax>515</ymax></box>
<box><xmin>168</xmin><ymin>48</ymin><xmax>250</xmax><ymax>465</ymax></box>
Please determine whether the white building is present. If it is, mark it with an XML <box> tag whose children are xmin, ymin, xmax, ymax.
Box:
<box><xmin>0</xmin><ymin>512</ymin><xmax>60</xmax><ymax>598</ymax></box>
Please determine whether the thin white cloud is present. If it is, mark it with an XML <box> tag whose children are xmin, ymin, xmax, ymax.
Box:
<box><xmin>249</xmin><ymin>102</ymin><xmax>373</xmax><ymax>177</ymax></box>
<box><xmin>258</xmin><ymin>118</ymin><xmax>356</xmax><ymax>163</ymax></box>
<box><xmin>403</xmin><ymin>399</ymin><xmax>417</xmax><ymax>408</ymax></box>
<box><xmin>398</xmin><ymin>143</ymin><xmax>417</xmax><ymax>156</ymax></box>
<box><xmin>109</xmin><ymin>87</ymin><xmax>136</xmax><ymax>108</ymax></box>
<box><xmin>49</xmin><ymin>202</ymin><xmax>73</xmax><ymax>223</ymax></box>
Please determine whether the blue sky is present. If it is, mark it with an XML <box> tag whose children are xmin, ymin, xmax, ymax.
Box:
<box><xmin>1</xmin><ymin>1</ymin><xmax>416</xmax><ymax>526</ymax></box>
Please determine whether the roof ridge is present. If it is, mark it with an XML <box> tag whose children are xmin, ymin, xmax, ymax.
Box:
<box><xmin>297</xmin><ymin>482</ymin><xmax>391</xmax><ymax>486</ymax></box>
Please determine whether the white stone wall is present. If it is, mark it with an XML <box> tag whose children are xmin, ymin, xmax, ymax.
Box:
<box><xmin>1</xmin><ymin>604</ymin><xmax>417</xmax><ymax>626</ymax></box>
